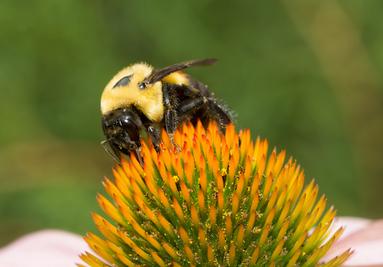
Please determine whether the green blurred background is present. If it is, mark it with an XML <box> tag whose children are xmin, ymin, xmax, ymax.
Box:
<box><xmin>1</xmin><ymin>0</ymin><xmax>383</xmax><ymax>246</ymax></box>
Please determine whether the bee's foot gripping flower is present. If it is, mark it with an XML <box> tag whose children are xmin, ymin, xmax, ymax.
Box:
<box><xmin>80</xmin><ymin>122</ymin><xmax>352</xmax><ymax>266</ymax></box>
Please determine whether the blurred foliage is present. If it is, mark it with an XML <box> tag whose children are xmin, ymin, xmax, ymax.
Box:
<box><xmin>0</xmin><ymin>0</ymin><xmax>382</xmax><ymax>246</ymax></box>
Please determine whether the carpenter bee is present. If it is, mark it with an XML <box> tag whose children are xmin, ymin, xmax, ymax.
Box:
<box><xmin>100</xmin><ymin>58</ymin><xmax>232</xmax><ymax>162</ymax></box>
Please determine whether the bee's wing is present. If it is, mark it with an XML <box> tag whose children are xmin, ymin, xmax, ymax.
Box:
<box><xmin>145</xmin><ymin>58</ymin><xmax>217</xmax><ymax>84</ymax></box>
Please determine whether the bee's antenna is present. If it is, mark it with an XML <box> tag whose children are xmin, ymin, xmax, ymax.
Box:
<box><xmin>101</xmin><ymin>139</ymin><xmax>121</xmax><ymax>163</ymax></box>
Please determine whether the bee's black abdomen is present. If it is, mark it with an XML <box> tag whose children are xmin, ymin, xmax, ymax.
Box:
<box><xmin>163</xmin><ymin>80</ymin><xmax>233</xmax><ymax>135</ymax></box>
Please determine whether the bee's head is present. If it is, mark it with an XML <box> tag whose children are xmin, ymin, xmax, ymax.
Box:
<box><xmin>100</xmin><ymin>63</ymin><xmax>162</xmax><ymax>115</ymax></box>
<box><xmin>102</xmin><ymin>108</ymin><xmax>142</xmax><ymax>154</ymax></box>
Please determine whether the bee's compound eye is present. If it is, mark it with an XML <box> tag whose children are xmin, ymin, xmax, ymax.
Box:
<box><xmin>113</xmin><ymin>74</ymin><xmax>133</xmax><ymax>88</ymax></box>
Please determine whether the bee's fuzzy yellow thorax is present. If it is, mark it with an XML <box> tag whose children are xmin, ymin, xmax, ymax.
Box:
<box><xmin>162</xmin><ymin>71</ymin><xmax>190</xmax><ymax>86</ymax></box>
<box><xmin>100</xmin><ymin>63</ymin><xmax>164</xmax><ymax>122</ymax></box>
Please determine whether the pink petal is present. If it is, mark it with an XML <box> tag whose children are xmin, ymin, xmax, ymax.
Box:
<box><xmin>0</xmin><ymin>230</ymin><xmax>87</xmax><ymax>267</ymax></box>
<box><xmin>3</xmin><ymin>221</ymin><xmax>383</xmax><ymax>266</ymax></box>
<box><xmin>323</xmin><ymin>217</ymin><xmax>383</xmax><ymax>266</ymax></box>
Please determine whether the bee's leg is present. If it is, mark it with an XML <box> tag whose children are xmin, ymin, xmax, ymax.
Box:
<box><xmin>146</xmin><ymin>124</ymin><xmax>161</xmax><ymax>151</ymax></box>
<box><xmin>206</xmin><ymin>98</ymin><xmax>232</xmax><ymax>132</ymax></box>
<box><xmin>176</xmin><ymin>94</ymin><xmax>232</xmax><ymax>132</ymax></box>
<box><xmin>179</xmin><ymin>96</ymin><xmax>232</xmax><ymax>131</ymax></box>
<box><xmin>177</xmin><ymin>97</ymin><xmax>208</xmax><ymax>123</ymax></box>
<box><xmin>162</xmin><ymin>84</ymin><xmax>179</xmax><ymax>147</ymax></box>
<box><xmin>101</xmin><ymin>139</ymin><xmax>121</xmax><ymax>163</ymax></box>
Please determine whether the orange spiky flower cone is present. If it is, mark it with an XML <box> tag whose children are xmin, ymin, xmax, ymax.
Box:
<box><xmin>80</xmin><ymin>122</ymin><xmax>351</xmax><ymax>266</ymax></box>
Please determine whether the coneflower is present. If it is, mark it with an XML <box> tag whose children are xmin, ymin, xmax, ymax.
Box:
<box><xmin>80</xmin><ymin>122</ymin><xmax>351</xmax><ymax>266</ymax></box>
